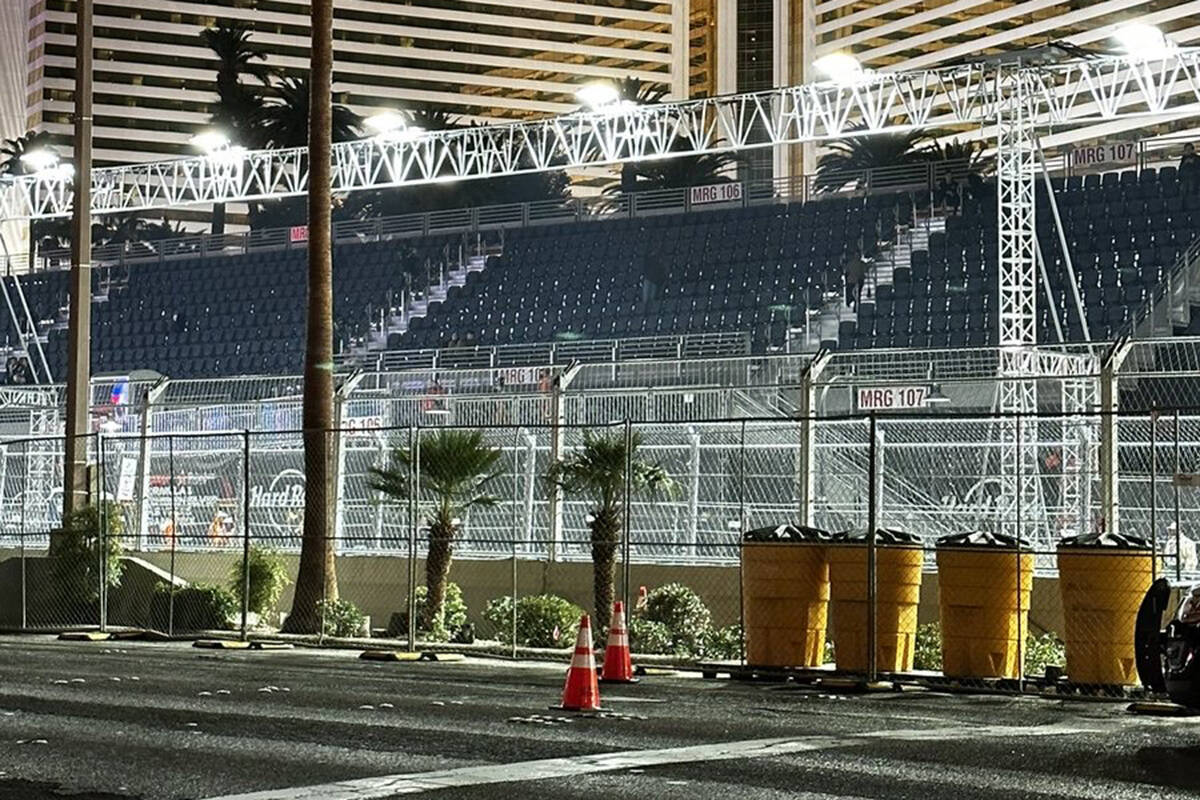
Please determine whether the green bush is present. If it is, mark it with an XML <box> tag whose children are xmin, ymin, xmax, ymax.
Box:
<box><xmin>318</xmin><ymin>598</ymin><xmax>367</xmax><ymax>638</ymax></box>
<box><xmin>151</xmin><ymin>583</ymin><xmax>237</xmax><ymax>632</ymax></box>
<box><xmin>823</xmin><ymin>638</ymin><xmax>836</xmax><ymax>666</ymax></box>
<box><xmin>1024</xmin><ymin>632</ymin><xmax>1066</xmax><ymax>678</ymax></box>
<box><xmin>703</xmin><ymin>624</ymin><xmax>744</xmax><ymax>660</ymax></box>
<box><xmin>483</xmin><ymin>594</ymin><xmax>583</xmax><ymax>648</ymax></box>
<box><xmin>914</xmin><ymin>623</ymin><xmax>943</xmax><ymax>671</ymax></box>
<box><xmin>387</xmin><ymin>582</ymin><xmax>468</xmax><ymax>642</ymax></box>
<box><xmin>639</xmin><ymin>583</ymin><xmax>713</xmax><ymax>656</ymax></box>
<box><xmin>230</xmin><ymin>546</ymin><xmax>291</xmax><ymax>620</ymax></box>
<box><xmin>629</xmin><ymin>616</ymin><xmax>673</xmax><ymax>655</ymax></box>
<box><xmin>49</xmin><ymin>501</ymin><xmax>125</xmax><ymax>607</ymax></box>
<box><xmin>909</xmin><ymin>623</ymin><xmax>1065</xmax><ymax>677</ymax></box>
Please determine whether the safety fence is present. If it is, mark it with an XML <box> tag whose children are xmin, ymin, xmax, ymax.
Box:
<box><xmin>0</xmin><ymin>408</ymin><xmax>1196</xmax><ymax>695</ymax></box>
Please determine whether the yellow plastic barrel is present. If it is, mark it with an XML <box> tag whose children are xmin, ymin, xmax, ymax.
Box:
<box><xmin>936</xmin><ymin>532</ymin><xmax>1034</xmax><ymax>679</ymax></box>
<box><xmin>742</xmin><ymin>525</ymin><xmax>831</xmax><ymax>668</ymax></box>
<box><xmin>827</xmin><ymin>531</ymin><xmax>924</xmax><ymax>673</ymax></box>
<box><xmin>1057</xmin><ymin>533</ymin><xmax>1154</xmax><ymax>686</ymax></box>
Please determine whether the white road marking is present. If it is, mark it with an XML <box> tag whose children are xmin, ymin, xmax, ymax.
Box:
<box><xmin>202</xmin><ymin>723</ymin><xmax>1097</xmax><ymax>800</ymax></box>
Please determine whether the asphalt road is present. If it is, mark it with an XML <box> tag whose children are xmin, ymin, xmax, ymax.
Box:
<box><xmin>1</xmin><ymin>636</ymin><xmax>1198</xmax><ymax>799</ymax></box>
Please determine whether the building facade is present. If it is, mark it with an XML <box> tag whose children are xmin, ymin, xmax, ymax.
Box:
<box><xmin>19</xmin><ymin>1</ymin><xmax>1200</xmax><ymax>176</ymax></box>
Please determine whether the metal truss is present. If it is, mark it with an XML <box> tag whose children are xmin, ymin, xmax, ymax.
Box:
<box><xmin>3</xmin><ymin>52</ymin><xmax>1200</xmax><ymax>222</ymax></box>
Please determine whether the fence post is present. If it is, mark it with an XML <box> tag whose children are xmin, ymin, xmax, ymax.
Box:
<box><xmin>866</xmin><ymin>413</ymin><xmax>878</xmax><ymax>684</ymax></box>
<box><xmin>241</xmin><ymin>430</ymin><xmax>251</xmax><ymax>640</ymax></box>
<box><xmin>1150</xmin><ymin>409</ymin><xmax>1159</xmax><ymax>582</ymax></box>
<box><xmin>168</xmin><ymin>435</ymin><xmax>177</xmax><ymax>637</ymax></box>
<box><xmin>1015</xmin><ymin>411</ymin><xmax>1025</xmax><ymax>685</ymax></box>
<box><xmin>510</xmin><ymin>426</ymin><xmax>521</xmax><ymax>658</ymax></box>
<box><xmin>1175</xmin><ymin>409</ymin><xmax>1182</xmax><ymax>582</ymax></box>
<box><xmin>97</xmin><ymin>432</ymin><xmax>108</xmax><ymax>633</ymax></box>
<box><xmin>622</xmin><ymin>418</ymin><xmax>634</xmax><ymax>619</ymax></box>
<box><xmin>19</xmin><ymin>440</ymin><xmax>26</xmax><ymax>631</ymax></box>
<box><xmin>407</xmin><ymin>425</ymin><xmax>419</xmax><ymax>651</ymax></box>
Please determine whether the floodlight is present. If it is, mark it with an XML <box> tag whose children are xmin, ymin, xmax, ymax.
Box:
<box><xmin>364</xmin><ymin>110</ymin><xmax>407</xmax><ymax>135</ymax></box>
<box><xmin>576</xmin><ymin>82</ymin><xmax>620</xmax><ymax>109</ymax></box>
<box><xmin>1113</xmin><ymin>23</ymin><xmax>1175</xmax><ymax>59</ymax></box>
<box><xmin>19</xmin><ymin>148</ymin><xmax>59</xmax><ymax>173</ymax></box>
<box><xmin>190</xmin><ymin>130</ymin><xmax>231</xmax><ymax>154</ymax></box>
<box><xmin>813</xmin><ymin>52</ymin><xmax>865</xmax><ymax>85</ymax></box>
<box><xmin>365</xmin><ymin>111</ymin><xmax>424</xmax><ymax>143</ymax></box>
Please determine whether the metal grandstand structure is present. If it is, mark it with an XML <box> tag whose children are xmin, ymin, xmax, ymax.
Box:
<box><xmin>1</xmin><ymin>42</ymin><xmax>1199</xmax><ymax>558</ymax></box>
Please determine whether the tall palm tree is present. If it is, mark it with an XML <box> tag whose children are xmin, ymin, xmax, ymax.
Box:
<box><xmin>370</xmin><ymin>430</ymin><xmax>502</xmax><ymax>631</ymax></box>
<box><xmin>815</xmin><ymin>127</ymin><xmax>931</xmax><ymax>192</ymax></box>
<box><xmin>201</xmin><ymin>20</ymin><xmax>271</xmax><ymax>235</ymax></box>
<box><xmin>201</xmin><ymin>20</ymin><xmax>271</xmax><ymax>143</ymax></box>
<box><xmin>550</xmin><ymin>431</ymin><xmax>672</xmax><ymax>635</ymax></box>
<box><xmin>283</xmin><ymin>0</ymin><xmax>338</xmax><ymax>635</ymax></box>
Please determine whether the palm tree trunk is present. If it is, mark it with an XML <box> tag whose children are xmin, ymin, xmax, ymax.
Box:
<box><xmin>423</xmin><ymin>518</ymin><xmax>454</xmax><ymax>632</ymax></box>
<box><xmin>283</xmin><ymin>0</ymin><xmax>337</xmax><ymax>633</ymax></box>
<box><xmin>590</xmin><ymin>506</ymin><xmax>621</xmax><ymax>636</ymax></box>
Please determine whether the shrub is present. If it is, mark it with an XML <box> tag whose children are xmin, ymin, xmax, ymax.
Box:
<box><xmin>318</xmin><ymin>598</ymin><xmax>367</xmax><ymax>638</ymax></box>
<box><xmin>703</xmin><ymin>624</ymin><xmax>744</xmax><ymax>660</ymax></box>
<box><xmin>914</xmin><ymin>623</ymin><xmax>943</xmax><ymax>671</ymax></box>
<box><xmin>151</xmin><ymin>583</ymin><xmax>237</xmax><ymax>632</ymax></box>
<box><xmin>823</xmin><ymin>638</ymin><xmax>836</xmax><ymax>666</ymax></box>
<box><xmin>483</xmin><ymin>594</ymin><xmax>583</xmax><ymax>648</ymax></box>
<box><xmin>639</xmin><ymin>583</ymin><xmax>712</xmax><ymax>656</ymax></box>
<box><xmin>1024</xmin><ymin>632</ymin><xmax>1066</xmax><ymax>678</ymax></box>
<box><xmin>229</xmin><ymin>546</ymin><xmax>291</xmax><ymax>620</ymax></box>
<box><xmin>387</xmin><ymin>582</ymin><xmax>468</xmax><ymax>642</ymax></box>
<box><xmin>629</xmin><ymin>616</ymin><xmax>673</xmax><ymax>655</ymax></box>
<box><xmin>49</xmin><ymin>501</ymin><xmax>125</xmax><ymax>607</ymax></box>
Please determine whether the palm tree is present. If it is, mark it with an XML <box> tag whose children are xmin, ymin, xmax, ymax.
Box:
<box><xmin>614</xmin><ymin>77</ymin><xmax>668</xmax><ymax>194</ymax></box>
<box><xmin>606</xmin><ymin>149</ymin><xmax>739</xmax><ymax>195</ymax></box>
<box><xmin>923</xmin><ymin>137</ymin><xmax>994</xmax><ymax>177</ymax></box>
<box><xmin>201</xmin><ymin>20</ymin><xmax>271</xmax><ymax>235</ymax></box>
<box><xmin>550</xmin><ymin>431</ymin><xmax>672</xmax><ymax>635</ymax></box>
<box><xmin>201</xmin><ymin>21</ymin><xmax>271</xmax><ymax>143</ymax></box>
<box><xmin>256</xmin><ymin>76</ymin><xmax>361</xmax><ymax>149</ymax></box>
<box><xmin>370</xmin><ymin>430</ymin><xmax>503</xmax><ymax>631</ymax></box>
<box><xmin>1</xmin><ymin>131</ymin><xmax>69</xmax><ymax>260</ymax></box>
<box><xmin>815</xmin><ymin>127</ymin><xmax>931</xmax><ymax>192</ymax></box>
<box><xmin>283</xmin><ymin>0</ymin><xmax>338</xmax><ymax>635</ymax></box>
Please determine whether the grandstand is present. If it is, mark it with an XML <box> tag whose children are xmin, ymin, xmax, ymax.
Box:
<box><xmin>3</xmin><ymin>158</ymin><xmax>1199</xmax><ymax>382</ymax></box>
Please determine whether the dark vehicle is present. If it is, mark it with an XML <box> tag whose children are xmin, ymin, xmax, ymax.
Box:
<box><xmin>1136</xmin><ymin>579</ymin><xmax>1200</xmax><ymax>708</ymax></box>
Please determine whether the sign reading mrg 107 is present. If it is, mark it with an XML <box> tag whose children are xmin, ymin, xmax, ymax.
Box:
<box><xmin>857</xmin><ymin>385</ymin><xmax>930</xmax><ymax>411</ymax></box>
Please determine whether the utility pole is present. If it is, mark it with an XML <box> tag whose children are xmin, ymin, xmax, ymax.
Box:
<box><xmin>64</xmin><ymin>0</ymin><xmax>93</xmax><ymax>517</ymax></box>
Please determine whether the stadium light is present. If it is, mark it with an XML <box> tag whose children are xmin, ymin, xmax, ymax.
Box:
<box><xmin>19</xmin><ymin>148</ymin><xmax>59</xmax><ymax>173</ymax></box>
<box><xmin>813</xmin><ymin>52</ymin><xmax>867</xmax><ymax>86</ymax></box>
<box><xmin>576</xmin><ymin>82</ymin><xmax>621</xmax><ymax>109</ymax></box>
<box><xmin>364</xmin><ymin>110</ymin><xmax>425</xmax><ymax>143</ymax></box>
<box><xmin>190</xmin><ymin>130</ymin><xmax>231</xmax><ymax>154</ymax></box>
<box><xmin>1113</xmin><ymin>23</ymin><xmax>1175</xmax><ymax>59</ymax></box>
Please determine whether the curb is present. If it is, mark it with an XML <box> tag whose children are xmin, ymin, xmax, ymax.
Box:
<box><xmin>58</xmin><ymin>631</ymin><xmax>112</xmax><ymax>642</ymax></box>
<box><xmin>194</xmin><ymin>639</ymin><xmax>252</xmax><ymax>650</ymax></box>
<box><xmin>359</xmin><ymin>650</ymin><xmax>466</xmax><ymax>663</ymax></box>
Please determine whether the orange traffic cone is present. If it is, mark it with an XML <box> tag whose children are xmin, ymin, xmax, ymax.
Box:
<box><xmin>601</xmin><ymin>601</ymin><xmax>637</xmax><ymax>683</ymax></box>
<box><xmin>559</xmin><ymin>614</ymin><xmax>602</xmax><ymax>711</ymax></box>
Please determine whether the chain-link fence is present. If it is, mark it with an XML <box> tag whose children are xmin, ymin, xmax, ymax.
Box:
<box><xmin>0</xmin><ymin>409</ymin><xmax>1197</xmax><ymax>696</ymax></box>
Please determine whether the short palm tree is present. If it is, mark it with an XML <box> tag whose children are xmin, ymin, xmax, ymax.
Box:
<box><xmin>550</xmin><ymin>431</ymin><xmax>672</xmax><ymax>635</ymax></box>
<box><xmin>370</xmin><ymin>429</ymin><xmax>503</xmax><ymax>631</ymax></box>
<box><xmin>256</xmin><ymin>75</ymin><xmax>362</xmax><ymax>149</ymax></box>
<box><xmin>815</xmin><ymin>127</ymin><xmax>931</xmax><ymax>192</ymax></box>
